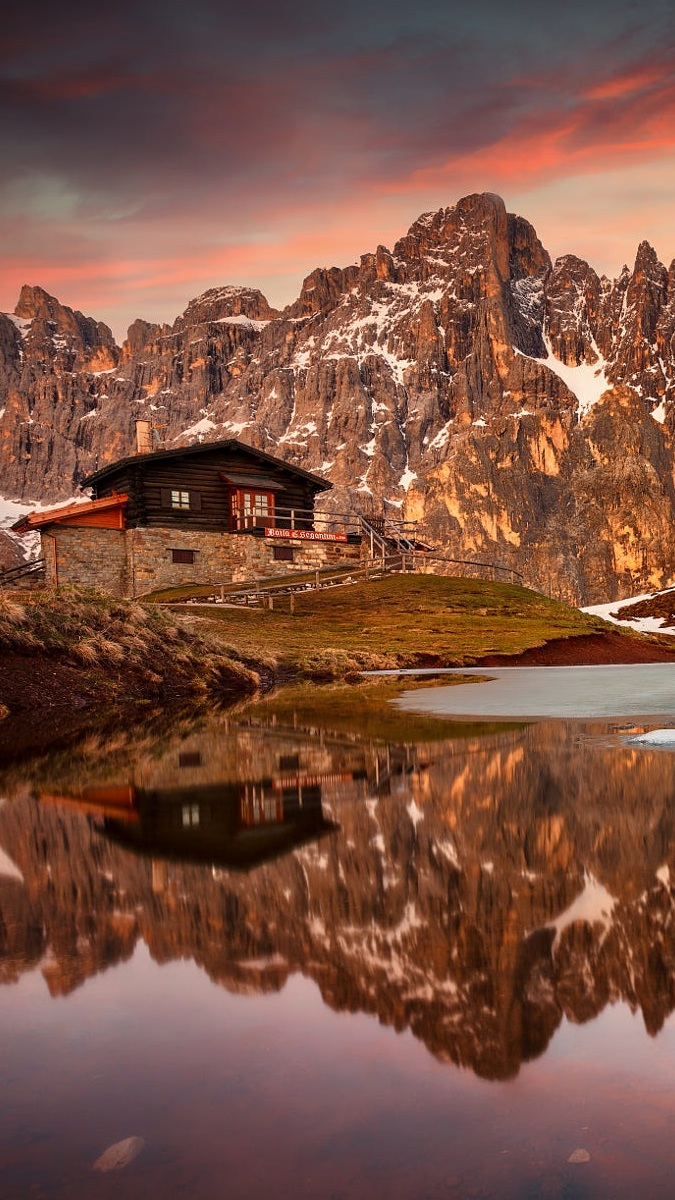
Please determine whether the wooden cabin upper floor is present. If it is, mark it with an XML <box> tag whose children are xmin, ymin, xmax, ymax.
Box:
<box><xmin>81</xmin><ymin>438</ymin><xmax>332</xmax><ymax>534</ymax></box>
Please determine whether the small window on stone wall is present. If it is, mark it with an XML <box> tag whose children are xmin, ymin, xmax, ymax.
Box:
<box><xmin>171</xmin><ymin>548</ymin><xmax>195</xmax><ymax>564</ymax></box>
<box><xmin>178</xmin><ymin>751</ymin><xmax>202</xmax><ymax>768</ymax></box>
<box><xmin>273</xmin><ymin>545</ymin><xmax>294</xmax><ymax>562</ymax></box>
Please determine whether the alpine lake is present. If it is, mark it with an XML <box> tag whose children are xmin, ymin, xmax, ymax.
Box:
<box><xmin>3</xmin><ymin>664</ymin><xmax>675</xmax><ymax>1198</ymax></box>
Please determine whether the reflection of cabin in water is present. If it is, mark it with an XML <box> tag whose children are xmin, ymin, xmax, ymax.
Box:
<box><xmin>40</xmin><ymin>767</ymin><xmax>344</xmax><ymax>870</ymax></box>
<box><xmin>13</xmin><ymin>436</ymin><xmax>364</xmax><ymax>597</ymax></box>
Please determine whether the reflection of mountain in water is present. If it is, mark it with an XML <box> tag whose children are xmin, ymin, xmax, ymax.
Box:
<box><xmin>2</xmin><ymin>720</ymin><xmax>675</xmax><ymax>1079</ymax></box>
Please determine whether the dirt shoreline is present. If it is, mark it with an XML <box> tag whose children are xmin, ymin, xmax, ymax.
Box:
<box><xmin>477</xmin><ymin>630</ymin><xmax>675</xmax><ymax>667</ymax></box>
<box><xmin>0</xmin><ymin>650</ymin><xmax>263</xmax><ymax>767</ymax></box>
<box><xmin>2</xmin><ymin>629</ymin><xmax>675</xmax><ymax>766</ymax></box>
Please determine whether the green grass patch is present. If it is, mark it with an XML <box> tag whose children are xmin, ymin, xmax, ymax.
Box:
<box><xmin>240</xmin><ymin>674</ymin><xmax>524</xmax><ymax>744</ymax></box>
<box><xmin>176</xmin><ymin>574</ymin><xmax>608</xmax><ymax>674</ymax></box>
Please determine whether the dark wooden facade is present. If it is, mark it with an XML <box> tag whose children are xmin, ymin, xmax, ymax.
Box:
<box><xmin>81</xmin><ymin>439</ymin><xmax>331</xmax><ymax>533</ymax></box>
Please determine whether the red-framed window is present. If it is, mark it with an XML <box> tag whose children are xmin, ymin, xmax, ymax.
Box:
<box><xmin>230</xmin><ymin>488</ymin><xmax>275</xmax><ymax>530</ymax></box>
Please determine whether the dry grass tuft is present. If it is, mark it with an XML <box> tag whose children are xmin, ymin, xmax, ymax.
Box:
<box><xmin>72</xmin><ymin>639</ymin><xmax>100</xmax><ymax>665</ymax></box>
<box><xmin>0</xmin><ymin>586</ymin><xmax>261</xmax><ymax>703</ymax></box>
<box><xmin>0</xmin><ymin>593</ymin><xmax>27</xmax><ymax>628</ymax></box>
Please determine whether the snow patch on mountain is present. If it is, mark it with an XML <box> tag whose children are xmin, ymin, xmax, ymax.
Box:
<box><xmin>516</xmin><ymin>333</ymin><xmax>610</xmax><ymax>416</ymax></box>
<box><xmin>215</xmin><ymin>315</ymin><xmax>269</xmax><ymax>330</ymax></box>
<box><xmin>4</xmin><ymin>314</ymin><xmax>32</xmax><ymax>338</ymax></box>
<box><xmin>180</xmin><ymin>417</ymin><xmax>217</xmax><ymax>438</ymax></box>
<box><xmin>582</xmin><ymin>592</ymin><xmax>675</xmax><ymax>635</ymax></box>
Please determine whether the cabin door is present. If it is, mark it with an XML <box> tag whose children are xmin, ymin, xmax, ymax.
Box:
<box><xmin>230</xmin><ymin>488</ymin><xmax>275</xmax><ymax>530</ymax></box>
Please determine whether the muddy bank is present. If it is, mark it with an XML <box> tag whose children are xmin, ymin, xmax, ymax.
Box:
<box><xmin>478</xmin><ymin>630</ymin><xmax>675</xmax><ymax>667</ymax></box>
<box><xmin>0</xmin><ymin>650</ymin><xmax>259</xmax><ymax>766</ymax></box>
<box><xmin>0</xmin><ymin>589</ymin><xmax>268</xmax><ymax>764</ymax></box>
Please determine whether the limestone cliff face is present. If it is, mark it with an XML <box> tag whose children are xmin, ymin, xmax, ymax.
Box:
<box><xmin>2</xmin><ymin>196</ymin><xmax>675</xmax><ymax>602</ymax></box>
<box><xmin>2</xmin><ymin>721</ymin><xmax>675</xmax><ymax>1079</ymax></box>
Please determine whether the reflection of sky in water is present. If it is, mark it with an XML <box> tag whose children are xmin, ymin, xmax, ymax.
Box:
<box><xmin>3</xmin><ymin>713</ymin><xmax>675</xmax><ymax>1196</ymax></box>
<box><xmin>4</xmin><ymin>949</ymin><xmax>675</xmax><ymax>1199</ymax></box>
<box><xmin>396</xmin><ymin>663</ymin><xmax>675</xmax><ymax>719</ymax></box>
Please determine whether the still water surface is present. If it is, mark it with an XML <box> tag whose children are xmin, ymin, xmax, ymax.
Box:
<box><xmin>2</xmin><ymin>674</ymin><xmax>675</xmax><ymax>1197</ymax></box>
<box><xmin>394</xmin><ymin>662</ymin><xmax>675</xmax><ymax>719</ymax></box>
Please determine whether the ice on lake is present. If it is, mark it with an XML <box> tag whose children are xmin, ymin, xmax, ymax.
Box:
<box><xmin>393</xmin><ymin>663</ymin><xmax>675</xmax><ymax>720</ymax></box>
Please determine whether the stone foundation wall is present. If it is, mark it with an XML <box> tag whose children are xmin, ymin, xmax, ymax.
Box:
<box><xmin>46</xmin><ymin>524</ymin><xmax>363</xmax><ymax>597</ymax></box>
<box><xmin>129</xmin><ymin>528</ymin><xmax>363</xmax><ymax>595</ymax></box>
<box><xmin>44</xmin><ymin>527</ymin><xmax>128</xmax><ymax>593</ymax></box>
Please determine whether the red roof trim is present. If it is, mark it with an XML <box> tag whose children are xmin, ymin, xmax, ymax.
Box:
<box><xmin>11</xmin><ymin>493</ymin><xmax>129</xmax><ymax>533</ymax></box>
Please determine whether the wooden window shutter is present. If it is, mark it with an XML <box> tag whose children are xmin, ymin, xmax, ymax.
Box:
<box><xmin>161</xmin><ymin>488</ymin><xmax>172</xmax><ymax>508</ymax></box>
<box><xmin>189</xmin><ymin>491</ymin><xmax>202</xmax><ymax>511</ymax></box>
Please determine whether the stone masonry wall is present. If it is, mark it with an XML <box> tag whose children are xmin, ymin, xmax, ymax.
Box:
<box><xmin>128</xmin><ymin>528</ymin><xmax>362</xmax><ymax>596</ymax></box>
<box><xmin>41</xmin><ymin>533</ymin><xmax>57</xmax><ymax>587</ymax></box>
<box><xmin>45</xmin><ymin>527</ymin><xmax>128</xmax><ymax>594</ymax></box>
<box><xmin>45</xmin><ymin>524</ymin><xmax>363</xmax><ymax>597</ymax></box>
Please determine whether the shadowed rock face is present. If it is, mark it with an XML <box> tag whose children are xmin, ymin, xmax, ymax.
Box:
<box><xmin>2</xmin><ymin>719</ymin><xmax>675</xmax><ymax>1080</ymax></box>
<box><xmin>0</xmin><ymin>531</ymin><xmax>24</xmax><ymax>572</ymax></box>
<box><xmin>3</xmin><ymin>193</ymin><xmax>675</xmax><ymax>602</ymax></box>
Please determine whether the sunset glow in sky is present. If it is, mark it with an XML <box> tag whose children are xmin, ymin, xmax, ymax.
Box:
<box><xmin>2</xmin><ymin>0</ymin><xmax>675</xmax><ymax>339</ymax></box>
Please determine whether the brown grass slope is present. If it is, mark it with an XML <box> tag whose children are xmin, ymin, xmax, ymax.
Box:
<box><xmin>177</xmin><ymin>575</ymin><xmax>675</xmax><ymax>678</ymax></box>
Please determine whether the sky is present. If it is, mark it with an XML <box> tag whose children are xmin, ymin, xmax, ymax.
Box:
<box><xmin>1</xmin><ymin>0</ymin><xmax>675</xmax><ymax>340</ymax></box>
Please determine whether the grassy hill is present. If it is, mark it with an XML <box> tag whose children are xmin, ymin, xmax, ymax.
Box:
<box><xmin>175</xmin><ymin>574</ymin><xmax>621</xmax><ymax>676</ymax></box>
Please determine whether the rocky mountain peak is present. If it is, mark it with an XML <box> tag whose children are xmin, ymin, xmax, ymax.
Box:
<box><xmin>633</xmin><ymin>239</ymin><xmax>664</xmax><ymax>276</ymax></box>
<box><xmin>121</xmin><ymin>318</ymin><xmax>164</xmax><ymax>361</ymax></box>
<box><xmin>11</xmin><ymin>284</ymin><xmax>118</xmax><ymax>374</ymax></box>
<box><xmin>400</xmin><ymin>192</ymin><xmax>507</xmax><ymax>261</ymax></box>
<box><xmin>175</xmin><ymin>286</ymin><xmax>279</xmax><ymax>331</ymax></box>
<box><xmin>544</xmin><ymin>256</ymin><xmax>601</xmax><ymax>365</ymax></box>
<box><xmin>15</xmin><ymin>284</ymin><xmax>62</xmax><ymax>321</ymax></box>
<box><xmin>288</xmin><ymin>264</ymin><xmax>361</xmax><ymax>320</ymax></box>
<box><xmin>3</xmin><ymin>194</ymin><xmax>675</xmax><ymax>604</ymax></box>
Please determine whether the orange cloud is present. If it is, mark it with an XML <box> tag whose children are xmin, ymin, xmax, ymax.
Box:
<box><xmin>584</xmin><ymin>62</ymin><xmax>670</xmax><ymax>101</ymax></box>
<box><xmin>4</xmin><ymin>47</ymin><xmax>675</xmax><ymax>339</ymax></box>
<box><xmin>384</xmin><ymin>68</ymin><xmax>675</xmax><ymax>197</ymax></box>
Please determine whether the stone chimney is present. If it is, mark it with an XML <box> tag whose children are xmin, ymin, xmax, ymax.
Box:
<box><xmin>135</xmin><ymin>420</ymin><xmax>152</xmax><ymax>455</ymax></box>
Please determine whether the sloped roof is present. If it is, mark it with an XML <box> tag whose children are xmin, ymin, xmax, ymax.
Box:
<box><xmin>81</xmin><ymin>437</ymin><xmax>332</xmax><ymax>492</ymax></box>
<box><xmin>11</xmin><ymin>493</ymin><xmax>128</xmax><ymax>533</ymax></box>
